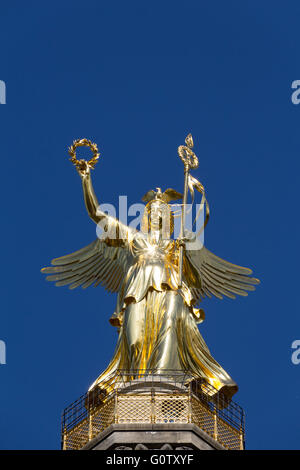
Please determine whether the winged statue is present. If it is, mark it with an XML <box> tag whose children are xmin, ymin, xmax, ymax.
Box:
<box><xmin>41</xmin><ymin>136</ymin><xmax>259</xmax><ymax>402</ymax></box>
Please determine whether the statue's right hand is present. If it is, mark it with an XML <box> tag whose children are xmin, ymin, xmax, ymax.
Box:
<box><xmin>76</xmin><ymin>159</ymin><xmax>90</xmax><ymax>178</ymax></box>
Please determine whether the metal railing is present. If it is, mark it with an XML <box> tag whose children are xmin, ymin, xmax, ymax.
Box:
<box><xmin>61</xmin><ymin>370</ymin><xmax>245</xmax><ymax>450</ymax></box>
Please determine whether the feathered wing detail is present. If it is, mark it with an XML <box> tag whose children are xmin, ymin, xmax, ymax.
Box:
<box><xmin>185</xmin><ymin>245</ymin><xmax>260</xmax><ymax>304</ymax></box>
<box><xmin>142</xmin><ymin>188</ymin><xmax>183</xmax><ymax>203</ymax></box>
<box><xmin>41</xmin><ymin>238</ymin><xmax>133</xmax><ymax>292</ymax></box>
<box><xmin>163</xmin><ymin>188</ymin><xmax>183</xmax><ymax>203</ymax></box>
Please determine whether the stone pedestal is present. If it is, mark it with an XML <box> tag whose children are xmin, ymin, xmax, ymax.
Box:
<box><xmin>82</xmin><ymin>422</ymin><xmax>226</xmax><ymax>450</ymax></box>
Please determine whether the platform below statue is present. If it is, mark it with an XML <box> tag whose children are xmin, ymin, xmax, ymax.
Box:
<box><xmin>61</xmin><ymin>370</ymin><xmax>244</xmax><ymax>450</ymax></box>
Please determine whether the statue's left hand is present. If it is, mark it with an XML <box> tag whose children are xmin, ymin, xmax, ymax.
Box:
<box><xmin>178</xmin><ymin>230</ymin><xmax>196</xmax><ymax>247</ymax></box>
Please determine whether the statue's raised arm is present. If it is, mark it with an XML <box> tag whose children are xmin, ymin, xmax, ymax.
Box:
<box><xmin>77</xmin><ymin>159</ymin><xmax>102</xmax><ymax>224</ymax></box>
<box><xmin>41</xmin><ymin>143</ymin><xmax>134</xmax><ymax>291</ymax></box>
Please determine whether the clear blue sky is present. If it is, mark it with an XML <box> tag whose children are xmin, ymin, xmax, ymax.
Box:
<box><xmin>0</xmin><ymin>1</ymin><xmax>299</xmax><ymax>450</ymax></box>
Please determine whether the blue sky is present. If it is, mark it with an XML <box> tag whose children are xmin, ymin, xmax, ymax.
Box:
<box><xmin>0</xmin><ymin>1</ymin><xmax>299</xmax><ymax>449</ymax></box>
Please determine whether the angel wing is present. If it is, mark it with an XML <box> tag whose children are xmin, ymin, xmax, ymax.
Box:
<box><xmin>185</xmin><ymin>244</ymin><xmax>260</xmax><ymax>303</ymax></box>
<box><xmin>41</xmin><ymin>238</ymin><xmax>133</xmax><ymax>292</ymax></box>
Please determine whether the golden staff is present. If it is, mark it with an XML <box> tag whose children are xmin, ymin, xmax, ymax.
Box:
<box><xmin>68</xmin><ymin>138</ymin><xmax>100</xmax><ymax>170</ymax></box>
<box><xmin>178</xmin><ymin>133</ymin><xmax>199</xmax><ymax>288</ymax></box>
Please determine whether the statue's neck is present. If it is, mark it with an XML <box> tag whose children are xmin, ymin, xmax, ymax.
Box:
<box><xmin>149</xmin><ymin>229</ymin><xmax>163</xmax><ymax>243</ymax></box>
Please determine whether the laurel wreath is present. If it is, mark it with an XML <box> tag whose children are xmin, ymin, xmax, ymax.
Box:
<box><xmin>68</xmin><ymin>138</ymin><xmax>100</xmax><ymax>169</ymax></box>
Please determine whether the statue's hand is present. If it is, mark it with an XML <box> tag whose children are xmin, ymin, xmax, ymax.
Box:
<box><xmin>183</xmin><ymin>230</ymin><xmax>196</xmax><ymax>243</ymax></box>
<box><xmin>178</xmin><ymin>230</ymin><xmax>196</xmax><ymax>247</ymax></box>
<box><xmin>76</xmin><ymin>159</ymin><xmax>90</xmax><ymax>178</ymax></box>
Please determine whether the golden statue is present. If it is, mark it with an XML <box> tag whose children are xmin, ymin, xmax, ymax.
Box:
<box><xmin>41</xmin><ymin>135</ymin><xmax>259</xmax><ymax>402</ymax></box>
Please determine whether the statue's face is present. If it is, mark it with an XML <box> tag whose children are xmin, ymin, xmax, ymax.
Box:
<box><xmin>148</xmin><ymin>200</ymin><xmax>172</xmax><ymax>236</ymax></box>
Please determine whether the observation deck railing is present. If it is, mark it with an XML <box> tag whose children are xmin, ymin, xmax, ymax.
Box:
<box><xmin>61</xmin><ymin>370</ymin><xmax>245</xmax><ymax>450</ymax></box>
